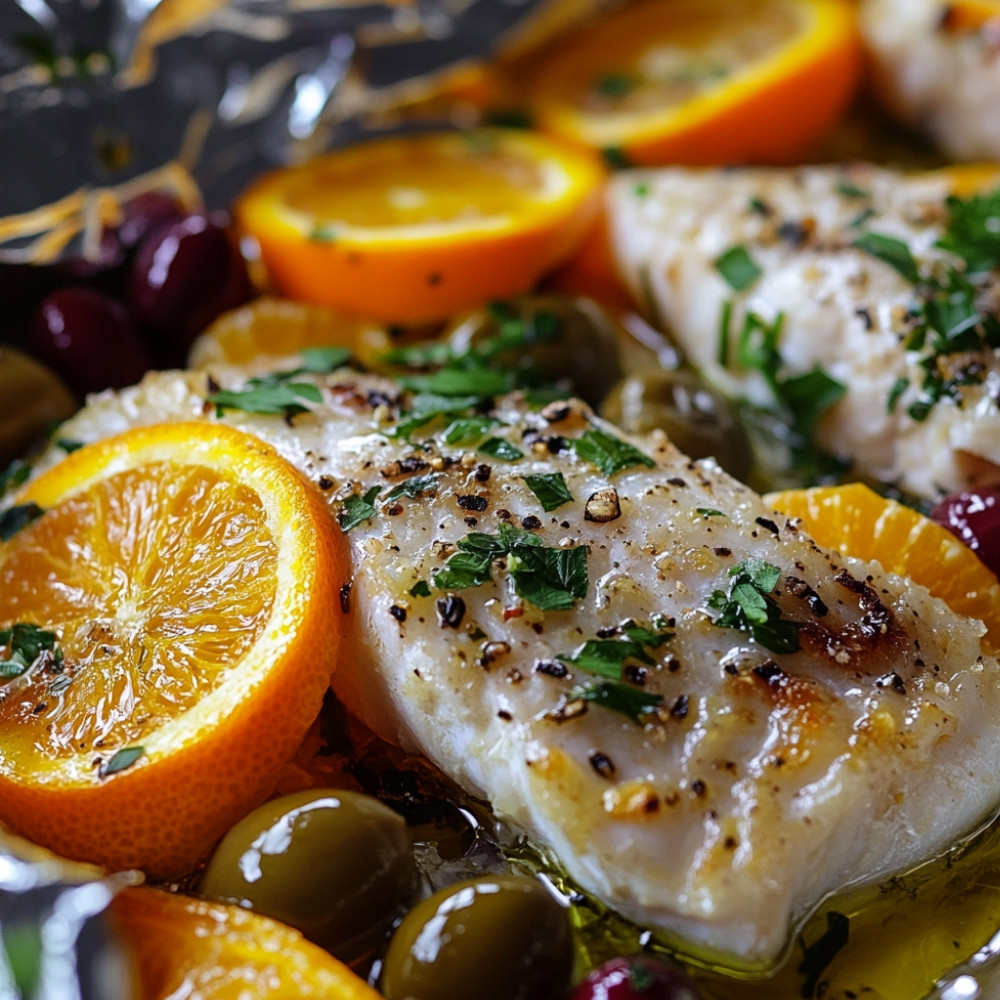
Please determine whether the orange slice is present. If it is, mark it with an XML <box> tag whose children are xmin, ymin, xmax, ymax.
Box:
<box><xmin>110</xmin><ymin>886</ymin><xmax>382</xmax><ymax>999</ymax></box>
<box><xmin>521</xmin><ymin>0</ymin><xmax>862</xmax><ymax>167</ymax></box>
<box><xmin>0</xmin><ymin>422</ymin><xmax>347</xmax><ymax>877</ymax></box>
<box><xmin>765</xmin><ymin>482</ymin><xmax>1000</xmax><ymax>648</ymax></box>
<box><xmin>187</xmin><ymin>296</ymin><xmax>394</xmax><ymax>371</ymax></box>
<box><xmin>938</xmin><ymin>0</ymin><xmax>1000</xmax><ymax>32</ymax></box>
<box><xmin>234</xmin><ymin>128</ymin><xmax>606</xmax><ymax>326</ymax></box>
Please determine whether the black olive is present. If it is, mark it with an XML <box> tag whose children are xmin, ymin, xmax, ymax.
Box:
<box><xmin>198</xmin><ymin>788</ymin><xmax>417</xmax><ymax>963</ymax></box>
<box><xmin>379</xmin><ymin>874</ymin><xmax>574</xmax><ymax>1000</ymax></box>
<box><xmin>601</xmin><ymin>369</ymin><xmax>752</xmax><ymax>481</ymax></box>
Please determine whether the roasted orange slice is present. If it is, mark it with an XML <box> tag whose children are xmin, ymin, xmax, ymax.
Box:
<box><xmin>234</xmin><ymin>128</ymin><xmax>605</xmax><ymax>325</ymax></box>
<box><xmin>766</xmin><ymin>482</ymin><xmax>1000</xmax><ymax>648</ymax></box>
<box><xmin>0</xmin><ymin>422</ymin><xmax>347</xmax><ymax>877</ymax></box>
<box><xmin>111</xmin><ymin>886</ymin><xmax>383</xmax><ymax>999</ymax></box>
<box><xmin>521</xmin><ymin>0</ymin><xmax>862</xmax><ymax>166</ymax></box>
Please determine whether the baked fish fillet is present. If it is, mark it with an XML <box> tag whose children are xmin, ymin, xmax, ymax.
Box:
<box><xmin>19</xmin><ymin>365</ymin><xmax>1000</xmax><ymax>967</ymax></box>
<box><xmin>607</xmin><ymin>163</ymin><xmax>1000</xmax><ymax>500</ymax></box>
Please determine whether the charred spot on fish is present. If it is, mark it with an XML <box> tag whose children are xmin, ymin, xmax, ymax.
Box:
<box><xmin>534</xmin><ymin>659</ymin><xmax>569</xmax><ymax>679</ymax></box>
<box><xmin>714</xmin><ymin>546</ymin><xmax>732</xmax><ymax>557</ymax></box>
<box><xmin>436</xmin><ymin>595</ymin><xmax>467</xmax><ymax>628</ymax></box>
<box><xmin>497</xmin><ymin>709</ymin><xmax>513</xmax><ymax>721</ymax></box>
<box><xmin>474</xmin><ymin>463</ymin><xmax>492</xmax><ymax>483</ymax></box>
<box><xmin>389</xmin><ymin>604</ymin><xmax>407</xmax><ymax>623</ymax></box>
<box><xmin>381</xmin><ymin>456</ymin><xmax>430</xmax><ymax>478</ymax></box>
<box><xmin>876</xmin><ymin>671</ymin><xmax>907</xmax><ymax>695</ymax></box>
<box><xmin>786</xmin><ymin>576</ymin><xmax>829</xmax><ymax>616</ymax></box>
<box><xmin>756</xmin><ymin>516</ymin><xmax>780</xmax><ymax>536</ymax></box>
<box><xmin>457</xmin><ymin>494</ymin><xmax>488</xmax><ymax>512</ymax></box>
<box><xmin>667</xmin><ymin>477</ymin><xmax>687</xmax><ymax>488</ymax></box>
<box><xmin>589</xmin><ymin>752</ymin><xmax>616</xmax><ymax>779</ymax></box>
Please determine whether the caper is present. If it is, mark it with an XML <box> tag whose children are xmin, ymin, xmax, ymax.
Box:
<box><xmin>445</xmin><ymin>295</ymin><xmax>625</xmax><ymax>406</ymax></box>
<box><xmin>199</xmin><ymin>788</ymin><xmax>417</xmax><ymax>963</ymax></box>
<box><xmin>601</xmin><ymin>369</ymin><xmax>752</xmax><ymax>481</ymax></box>
<box><xmin>379</xmin><ymin>874</ymin><xmax>574</xmax><ymax>1000</ymax></box>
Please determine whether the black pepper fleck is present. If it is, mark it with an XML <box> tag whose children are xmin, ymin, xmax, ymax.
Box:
<box><xmin>339</xmin><ymin>582</ymin><xmax>353</xmax><ymax>614</ymax></box>
<box><xmin>457</xmin><ymin>495</ymin><xmax>488</xmax><ymax>512</ymax></box>
<box><xmin>589</xmin><ymin>752</ymin><xmax>616</xmax><ymax>779</ymax></box>
<box><xmin>389</xmin><ymin>604</ymin><xmax>407</xmax><ymax>623</ymax></box>
<box><xmin>521</xmin><ymin>515</ymin><xmax>542</xmax><ymax>530</ymax></box>
<box><xmin>436</xmin><ymin>595</ymin><xmax>467</xmax><ymax>628</ymax></box>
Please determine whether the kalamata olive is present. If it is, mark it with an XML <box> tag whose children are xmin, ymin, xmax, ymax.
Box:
<box><xmin>116</xmin><ymin>191</ymin><xmax>186</xmax><ymax>249</ymax></box>
<box><xmin>931</xmin><ymin>488</ymin><xmax>1000</xmax><ymax>577</ymax></box>
<box><xmin>570</xmin><ymin>955</ymin><xmax>702</xmax><ymax>1000</ymax></box>
<box><xmin>601</xmin><ymin>369</ymin><xmax>752</xmax><ymax>481</ymax></box>
<box><xmin>128</xmin><ymin>212</ymin><xmax>253</xmax><ymax>364</ymax></box>
<box><xmin>445</xmin><ymin>295</ymin><xmax>625</xmax><ymax>406</ymax></box>
<box><xmin>0</xmin><ymin>345</ymin><xmax>78</xmax><ymax>465</ymax></box>
<box><xmin>29</xmin><ymin>286</ymin><xmax>152</xmax><ymax>395</ymax></box>
<box><xmin>379</xmin><ymin>874</ymin><xmax>573</xmax><ymax>1000</ymax></box>
<box><xmin>199</xmin><ymin>788</ymin><xmax>417</xmax><ymax>963</ymax></box>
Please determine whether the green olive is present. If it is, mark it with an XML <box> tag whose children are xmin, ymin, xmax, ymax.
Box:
<box><xmin>199</xmin><ymin>788</ymin><xmax>417</xmax><ymax>962</ymax></box>
<box><xmin>445</xmin><ymin>295</ymin><xmax>625</xmax><ymax>406</ymax></box>
<box><xmin>601</xmin><ymin>369</ymin><xmax>753</xmax><ymax>481</ymax></box>
<box><xmin>379</xmin><ymin>874</ymin><xmax>574</xmax><ymax>1000</ymax></box>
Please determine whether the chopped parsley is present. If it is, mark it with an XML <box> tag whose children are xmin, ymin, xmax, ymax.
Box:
<box><xmin>434</xmin><ymin>522</ymin><xmax>589</xmax><ymax>611</ymax></box>
<box><xmin>936</xmin><ymin>188</ymin><xmax>1000</xmax><ymax>272</ymax></box>
<box><xmin>56</xmin><ymin>438</ymin><xmax>83</xmax><ymax>454</ymax></box>
<box><xmin>309</xmin><ymin>224</ymin><xmax>337</xmax><ymax>243</ymax></box>
<box><xmin>0</xmin><ymin>502</ymin><xmax>44</xmax><ymax>542</ymax></box>
<box><xmin>569</xmin><ymin>428</ymin><xmax>655</xmax><ymax>478</ymax></box>
<box><xmin>409</xmin><ymin>580</ymin><xmax>432</xmax><ymax>598</ymax></box>
<box><xmin>570</xmin><ymin>680</ymin><xmax>663</xmax><ymax>724</ymax></box>
<box><xmin>443</xmin><ymin>416</ymin><xmax>501</xmax><ymax>444</ymax></box>
<box><xmin>714</xmin><ymin>244</ymin><xmax>763</xmax><ymax>291</ymax></box>
<box><xmin>602</xmin><ymin>147</ymin><xmax>633</xmax><ymax>170</ymax></box>
<box><xmin>384</xmin><ymin>475</ymin><xmax>440</xmax><ymax>502</ymax></box>
<box><xmin>0</xmin><ymin>459</ymin><xmax>31</xmax><ymax>500</ymax></box>
<box><xmin>708</xmin><ymin>558</ymin><xmax>802</xmax><ymax>654</ymax></box>
<box><xmin>594</xmin><ymin>72</ymin><xmax>640</xmax><ymax>98</ymax></box>
<box><xmin>557</xmin><ymin>619</ymin><xmax>673</xmax><ymax>679</ymax></box>
<box><xmin>0</xmin><ymin>623</ymin><xmax>62</xmax><ymax>679</ymax></box>
<box><xmin>523</xmin><ymin>472</ymin><xmax>573</xmax><ymax>512</ymax></box>
<box><xmin>852</xmin><ymin>231</ymin><xmax>920</xmax><ymax>284</ymax></box>
<box><xmin>836</xmin><ymin>180</ymin><xmax>870</xmax><ymax>199</ymax></box>
<box><xmin>103</xmin><ymin>746</ymin><xmax>145</xmax><ymax>776</ymax></box>
<box><xmin>337</xmin><ymin>486</ymin><xmax>381</xmax><ymax>531</ymax></box>
<box><xmin>695</xmin><ymin>507</ymin><xmax>725</xmax><ymax>517</ymax></box>
<box><xmin>479</xmin><ymin>437</ymin><xmax>523</xmax><ymax>461</ymax></box>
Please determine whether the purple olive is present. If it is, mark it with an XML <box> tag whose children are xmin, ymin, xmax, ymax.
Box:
<box><xmin>30</xmin><ymin>286</ymin><xmax>151</xmax><ymax>395</ymax></box>
<box><xmin>570</xmin><ymin>955</ymin><xmax>702</xmax><ymax>1000</ymax></box>
<box><xmin>117</xmin><ymin>191</ymin><xmax>186</xmax><ymax>250</ymax></box>
<box><xmin>931</xmin><ymin>488</ymin><xmax>1000</xmax><ymax>577</ymax></box>
<box><xmin>128</xmin><ymin>212</ymin><xmax>253</xmax><ymax>364</ymax></box>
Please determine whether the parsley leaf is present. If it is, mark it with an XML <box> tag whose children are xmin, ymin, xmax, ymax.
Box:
<box><xmin>479</xmin><ymin>437</ymin><xmax>524</xmax><ymax>461</ymax></box>
<box><xmin>570</xmin><ymin>428</ymin><xmax>655</xmax><ymax>477</ymax></box>
<box><xmin>0</xmin><ymin>459</ymin><xmax>31</xmax><ymax>500</ymax></box>
<box><xmin>571</xmin><ymin>680</ymin><xmax>663</xmax><ymax>724</ymax></box>
<box><xmin>384</xmin><ymin>475</ymin><xmax>440</xmax><ymax>501</ymax></box>
<box><xmin>104</xmin><ymin>746</ymin><xmax>145</xmax><ymax>776</ymax></box>
<box><xmin>0</xmin><ymin>623</ymin><xmax>61</xmax><ymax>679</ymax></box>
<box><xmin>209</xmin><ymin>380</ymin><xmax>322</xmax><ymax>418</ymax></box>
<box><xmin>937</xmin><ymin>189</ymin><xmax>1000</xmax><ymax>273</ymax></box>
<box><xmin>443</xmin><ymin>416</ymin><xmax>501</xmax><ymax>444</ymax></box>
<box><xmin>292</xmin><ymin>345</ymin><xmax>353</xmax><ymax>373</ymax></box>
<box><xmin>708</xmin><ymin>558</ymin><xmax>801</xmax><ymax>654</ymax></box>
<box><xmin>852</xmin><ymin>231</ymin><xmax>920</xmax><ymax>284</ymax></box>
<box><xmin>409</xmin><ymin>580</ymin><xmax>432</xmax><ymax>598</ymax></box>
<box><xmin>558</xmin><ymin>619</ymin><xmax>672</xmax><ymax>680</ymax></box>
<box><xmin>0</xmin><ymin>502</ymin><xmax>44</xmax><ymax>542</ymax></box>
<box><xmin>523</xmin><ymin>472</ymin><xmax>573</xmax><ymax>512</ymax></box>
<box><xmin>714</xmin><ymin>244</ymin><xmax>762</xmax><ymax>291</ymax></box>
<box><xmin>396</xmin><ymin>367</ymin><xmax>512</xmax><ymax>398</ymax></box>
<box><xmin>338</xmin><ymin>486</ymin><xmax>381</xmax><ymax>531</ymax></box>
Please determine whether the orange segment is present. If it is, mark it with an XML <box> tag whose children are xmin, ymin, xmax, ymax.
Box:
<box><xmin>187</xmin><ymin>296</ymin><xmax>393</xmax><ymax>370</ymax></box>
<box><xmin>110</xmin><ymin>886</ymin><xmax>382</xmax><ymax>999</ymax></box>
<box><xmin>521</xmin><ymin>0</ymin><xmax>862</xmax><ymax>166</ymax></box>
<box><xmin>765</xmin><ymin>483</ymin><xmax>1000</xmax><ymax>649</ymax></box>
<box><xmin>0</xmin><ymin>422</ymin><xmax>347</xmax><ymax>877</ymax></box>
<box><xmin>234</xmin><ymin>128</ymin><xmax>606</xmax><ymax>325</ymax></box>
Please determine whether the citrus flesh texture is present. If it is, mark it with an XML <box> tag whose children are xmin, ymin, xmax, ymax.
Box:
<box><xmin>0</xmin><ymin>421</ymin><xmax>347</xmax><ymax>877</ymax></box>
<box><xmin>766</xmin><ymin>482</ymin><xmax>1000</xmax><ymax>651</ymax></box>
<box><xmin>235</xmin><ymin>128</ymin><xmax>605</xmax><ymax>325</ymax></box>
<box><xmin>523</xmin><ymin>0</ymin><xmax>862</xmax><ymax>166</ymax></box>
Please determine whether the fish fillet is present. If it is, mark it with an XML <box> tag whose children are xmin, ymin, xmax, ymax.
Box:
<box><xmin>606</xmin><ymin>162</ymin><xmax>1000</xmax><ymax>500</ymax></box>
<box><xmin>13</xmin><ymin>364</ymin><xmax>1000</xmax><ymax>967</ymax></box>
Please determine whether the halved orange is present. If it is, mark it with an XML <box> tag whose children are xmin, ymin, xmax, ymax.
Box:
<box><xmin>521</xmin><ymin>0</ymin><xmax>862</xmax><ymax>166</ymax></box>
<box><xmin>187</xmin><ymin>296</ymin><xmax>394</xmax><ymax>370</ymax></box>
<box><xmin>765</xmin><ymin>483</ymin><xmax>1000</xmax><ymax>649</ymax></box>
<box><xmin>0</xmin><ymin>422</ymin><xmax>347</xmax><ymax>877</ymax></box>
<box><xmin>110</xmin><ymin>886</ymin><xmax>383</xmax><ymax>999</ymax></box>
<box><xmin>234</xmin><ymin>128</ymin><xmax>606</xmax><ymax>325</ymax></box>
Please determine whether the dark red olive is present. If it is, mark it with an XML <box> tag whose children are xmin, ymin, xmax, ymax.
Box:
<box><xmin>30</xmin><ymin>286</ymin><xmax>151</xmax><ymax>395</ymax></box>
<box><xmin>570</xmin><ymin>955</ymin><xmax>702</xmax><ymax>1000</ymax></box>
<box><xmin>117</xmin><ymin>191</ymin><xmax>186</xmax><ymax>249</ymax></box>
<box><xmin>931</xmin><ymin>488</ymin><xmax>1000</xmax><ymax>578</ymax></box>
<box><xmin>128</xmin><ymin>212</ymin><xmax>252</xmax><ymax>364</ymax></box>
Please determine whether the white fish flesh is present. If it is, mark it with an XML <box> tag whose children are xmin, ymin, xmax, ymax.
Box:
<box><xmin>16</xmin><ymin>364</ymin><xmax>1000</xmax><ymax>967</ymax></box>
<box><xmin>607</xmin><ymin>162</ymin><xmax>1000</xmax><ymax>501</ymax></box>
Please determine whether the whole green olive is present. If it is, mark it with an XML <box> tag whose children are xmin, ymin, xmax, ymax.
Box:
<box><xmin>379</xmin><ymin>874</ymin><xmax>574</xmax><ymax>1000</ymax></box>
<box><xmin>199</xmin><ymin>788</ymin><xmax>417</xmax><ymax>963</ymax></box>
<box><xmin>601</xmin><ymin>369</ymin><xmax>752</xmax><ymax>481</ymax></box>
<box><xmin>445</xmin><ymin>295</ymin><xmax>625</xmax><ymax>407</ymax></box>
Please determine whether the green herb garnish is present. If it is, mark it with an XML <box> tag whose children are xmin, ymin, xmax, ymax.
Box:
<box><xmin>443</xmin><ymin>416</ymin><xmax>501</xmax><ymax>444</ymax></box>
<box><xmin>594</xmin><ymin>72</ymin><xmax>640</xmax><ymax>98</ymax></box>
<box><xmin>0</xmin><ymin>502</ymin><xmax>45</xmax><ymax>542</ymax></box>
<box><xmin>558</xmin><ymin>619</ymin><xmax>673</xmax><ymax>679</ymax></box>
<box><xmin>409</xmin><ymin>580</ymin><xmax>432</xmax><ymax>598</ymax></box>
<box><xmin>852</xmin><ymin>231</ymin><xmax>920</xmax><ymax>284</ymax></box>
<box><xmin>714</xmin><ymin>244</ymin><xmax>763</xmax><ymax>291</ymax></box>
<box><xmin>0</xmin><ymin>623</ymin><xmax>62</xmax><ymax>679</ymax></box>
<box><xmin>384</xmin><ymin>475</ymin><xmax>440</xmax><ymax>502</ymax></box>
<box><xmin>209</xmin><ymin>380</ymin><xmax>322</xmax><ymax>418</ymax></box>
<box><xmin>0</xmin><ymin>459</ymin><xmax>31</xmax><ymax>499</ymax></box>
<box><xmin>570</xmin><ymin>428</ymin><xmax>655</xmax><ymax>478</ymax></box>
<box><xmin>709</xmin><ymin>558</ymin><xmax>801</xmax><ymax>654</ymax></box>
<box><xmin>570</xmin><ymin>680</ymin><xmax>663</xmax><ymax>724</ymax></box>
<box><xmin>338</xmin><ymin>486</ymin><xmax>382</xmax><ymax>531</ymax></box>
<box><xmin>104</xmin><ymin>746</ymin><xmax>145</xmax><ymax>776</ymax></box>
<box><xmin>479</xmin><ymin>437</ymin><xmax>524</xmax><ymax>461</ymax></box>
<box><xmin>523</xmin><ymin>472</ymin><xmax>573</xmax><ymax>512</ymax></box>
